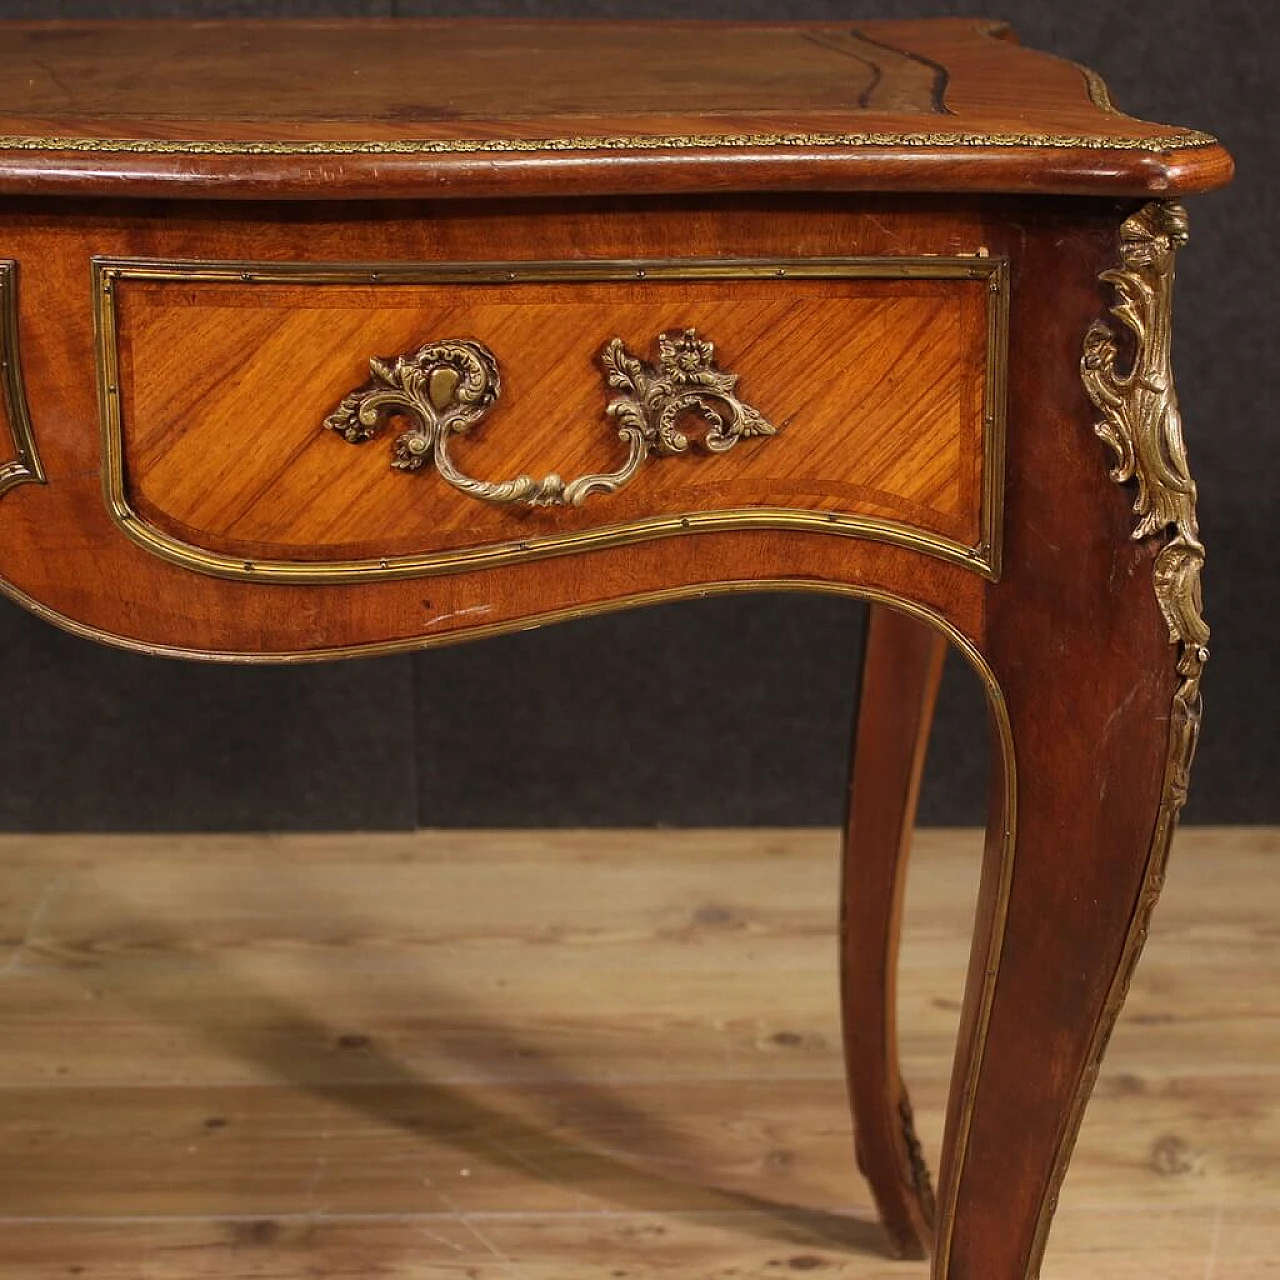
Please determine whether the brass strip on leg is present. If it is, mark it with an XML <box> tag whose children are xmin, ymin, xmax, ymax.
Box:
<box><xmin>0</xmin><ymin>261</ymin><xmax>46</xmax><ymax>498</ymax></box>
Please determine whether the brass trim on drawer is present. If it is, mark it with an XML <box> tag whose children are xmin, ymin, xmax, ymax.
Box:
<box><xmin>0</xmin><ymin>261</ymin><xmax>47</xmax><ymax>498</ymax></box>
<box><xmin>93</xmin><ymin>255</ymin><xmax>1009</xmax><ymax>582</ymax></box>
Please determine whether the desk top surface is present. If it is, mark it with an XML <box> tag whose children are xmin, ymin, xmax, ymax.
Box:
<box><xmin>0</xmin><ymin>18</ymin><xmax>1232</xmax><ymax>200</ymax></box>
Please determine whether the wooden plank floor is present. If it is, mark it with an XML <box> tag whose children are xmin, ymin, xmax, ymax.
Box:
<box><xmin>0</xmin><ymin>828</ymin><xmax>1273</xmax><ymax>1278</ymax></box>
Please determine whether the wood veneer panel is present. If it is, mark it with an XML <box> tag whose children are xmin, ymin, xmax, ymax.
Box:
<box><xmin>113</xmin><ymin>274</ymin><xmax>989</xmax><ymax>565</ymax></box>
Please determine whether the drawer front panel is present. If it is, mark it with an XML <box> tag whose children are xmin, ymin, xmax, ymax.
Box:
<box><xmin>98</xmin><ymin>257</ymin><xmax>1006</xmax><ymax>581</ymax></box>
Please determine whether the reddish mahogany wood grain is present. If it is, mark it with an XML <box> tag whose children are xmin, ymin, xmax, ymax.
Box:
<box><xmin>0</xmin><ymin>172</ymin><xmax>1221</xmax><ymax>1280</ymax></box>
<box><xmin>934</xmin><ymin>203</ymin><xmax>1182</xmax><ymax>1280</ymax></box>
<box><xmin>0</xmin><ymin>194</ymin><xmax>998</xmax><ymax>659</ymax></box>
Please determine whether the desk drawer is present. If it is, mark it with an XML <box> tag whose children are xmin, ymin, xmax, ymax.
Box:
<box><xmin>97</xmin><ymin>257</ymin><xmax>1006</xmax><ymax>582</ymax></box>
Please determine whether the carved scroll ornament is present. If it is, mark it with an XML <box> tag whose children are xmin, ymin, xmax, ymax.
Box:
<box><xmin>1081</xmin><ymin>201</ymin><xmax>1208</xmax><ymax>811</ymax></box>
<box><xmin>324</xmin><ymin>329</ymin><xmax>777</xmax><ymax>508</ymax></box>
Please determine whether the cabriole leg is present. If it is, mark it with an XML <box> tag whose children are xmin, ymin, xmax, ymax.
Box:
<box><xmin>934</xmin><ymin>202</ymin><xmax>1207</xmax><ymax>1279</ymax></box>
<box><xmin>841</xmin><ymin>603</ymin><xmax>947</xmax><ymax>1259</ymax></box>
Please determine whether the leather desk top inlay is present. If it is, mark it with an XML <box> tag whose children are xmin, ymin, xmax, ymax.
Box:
<box><xmin>0</xmin><ymin>18</ymin><xmax>1231</xmax><ymax>199</ymax></box>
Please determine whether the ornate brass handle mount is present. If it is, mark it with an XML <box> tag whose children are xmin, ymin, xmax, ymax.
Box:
<box><xmin>324</xmin><ymin>329</ymin><xmax>778</xmax><ymax>508</ymax></box>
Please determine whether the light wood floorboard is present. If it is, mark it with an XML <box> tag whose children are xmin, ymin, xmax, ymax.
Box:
<box><xmin>0</xmin><ymin>828</ymin><xmax>1274</xmax><ymax>1277</ymax></box>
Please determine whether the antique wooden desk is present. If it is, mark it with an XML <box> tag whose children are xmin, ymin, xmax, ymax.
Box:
<box><xmin>0</xmin><ymin>18</ymin><xmax>1232</xmax><ymax>1280</ymax></box>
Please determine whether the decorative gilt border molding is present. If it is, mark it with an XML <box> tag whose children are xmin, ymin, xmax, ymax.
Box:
<box><xmin>1027</xmin><ymin>200</ymin><xmax>1208</xmax><ymax>1278</ymax></box>
<box><xmin>0</xmin><ymin>261</ymin><xmax>46</xmax><ymax>498</ymax></box>
<box><xmin>0</xmin><ymin>127</ymin><xmax>1219</xmax><ymax>158</ymax></box>
<box><xmin>93</xmin><ymin>254</ymin><xmax>1009</xmax><ymax>584</ymax></box>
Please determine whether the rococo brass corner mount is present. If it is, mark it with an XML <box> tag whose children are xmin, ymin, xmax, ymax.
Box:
<box><xmin>1081</xmin><ymin>200</ymin><xmax>1208</xmax><ymax>771</ymax></box>
<box><xmin>324</xmin><ymin>329</ymin><xmax>777</xmax><ymax>508</ymax></box>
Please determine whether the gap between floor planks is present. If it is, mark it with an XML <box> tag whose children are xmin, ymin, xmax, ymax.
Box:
<box><xmin>0</xmin><ymin>828</ymin><xmax>1274</xmax><ymax>1278</ymax></box>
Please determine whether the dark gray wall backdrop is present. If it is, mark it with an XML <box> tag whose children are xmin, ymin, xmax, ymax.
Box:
<box><xmin>0</xmin><ymin>0</ymin><xmax>1270</xmax><ymax>830</ymax></box>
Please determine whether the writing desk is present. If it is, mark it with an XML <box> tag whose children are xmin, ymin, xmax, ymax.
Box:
<box><xmin>0</xmin><ymin>18</ymin><xmax>1232</xmax><ymax>1278</ymax></box>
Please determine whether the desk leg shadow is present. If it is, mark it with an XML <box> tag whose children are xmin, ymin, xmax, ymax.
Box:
<box><xmin>38</xmin><ymin>878</ymin><xmax>889</xmax><ymax>1262</ymax></box>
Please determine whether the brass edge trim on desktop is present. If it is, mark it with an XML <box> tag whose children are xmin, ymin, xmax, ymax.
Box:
<box><xmin>0</xmin><ymin>261</ymin><xmax>47</xmax><ymax>498</ymax></box>
<box><xmin>1023</xmin><ymin>200</ymin><xmax>1208</xmax><ymax>1279</ymax></box>
<box><xmin>93</xmin><ymin>254</ymin><xmax>1008</xmax><ymax>584</ymax></box>
<box><xmin>1</xmin><ymin>128</ymin><xmax>1218</xmax><ymax>156</ymax></box>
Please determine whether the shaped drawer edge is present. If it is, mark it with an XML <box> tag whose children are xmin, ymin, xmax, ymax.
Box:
<box><xmin>94</xmin><ymin>255</ymin><xmax>1009</xmax><ymax>584</ymax></box>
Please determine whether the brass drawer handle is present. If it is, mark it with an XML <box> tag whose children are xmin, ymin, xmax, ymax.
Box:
<box><xmin>324</xmin><ymin>329</ymin><xmax>778</xmax><ymax>508</ymax></box>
